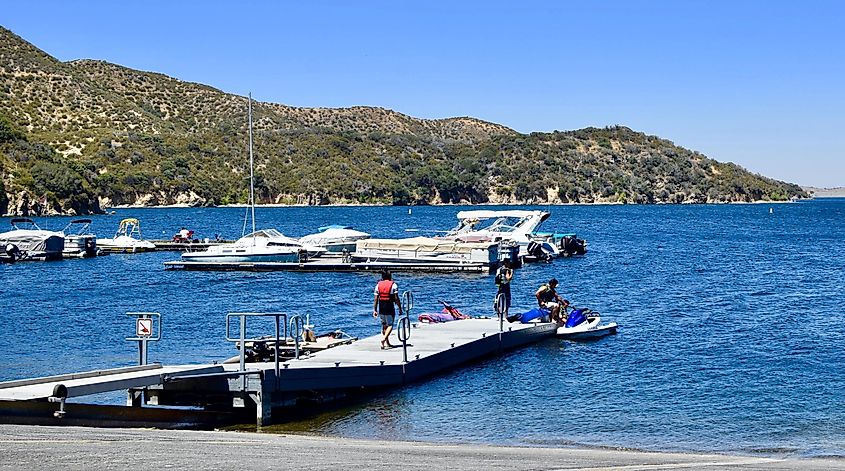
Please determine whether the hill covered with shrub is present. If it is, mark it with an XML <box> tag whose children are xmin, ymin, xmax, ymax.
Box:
<box><xmin>0</xmin><ymin>26</ymin><xmax>805</xmax><ymax>216</ymax></box>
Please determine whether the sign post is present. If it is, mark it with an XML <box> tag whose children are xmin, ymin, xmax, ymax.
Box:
<box><xmin>126</xmin><ymin>312</ymin><xmax>161</xmax><ymax>366</ymax></box>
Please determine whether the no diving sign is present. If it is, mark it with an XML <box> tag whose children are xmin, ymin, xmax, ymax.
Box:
<box><xmin>136</xmin><ymin>318</ymin><xmax>153</xmax><ymax>337</ymax></box>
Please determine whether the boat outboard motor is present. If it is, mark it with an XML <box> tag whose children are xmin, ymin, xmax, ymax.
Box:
<box><xmin>527</xmin><ymin>241</ymin><xmax>550</xmax><ymax>261</ymax></box>
<box><xmin>560</xmin><ymin>235</ymin><xmax>587</xmax><ymax>256</ymax></box>
<box><xmin>84</xmin><ymin>238</ymin><xmax>97</xmax><ymax>257</ymax></box>
<box><xmin>5</xmin><ymin>243</ymin><xmax>20</xmax><ymax>262</ymax></box>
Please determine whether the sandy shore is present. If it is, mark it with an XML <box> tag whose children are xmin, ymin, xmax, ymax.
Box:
<box><xmin>0</xmin><ymin>425</ymin><xmax>841</xmax><ymax>470</ymax></box>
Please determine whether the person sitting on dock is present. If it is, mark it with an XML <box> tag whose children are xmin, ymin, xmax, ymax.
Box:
<box><xmin>373</xmin><ymin>271</ymin><xmax>403</xmax><ymax>349</ymax></box>
<box><xmin>535</xmin><ymin>278</ymin><xmax>569</xmax><ymax>323</ymax></box>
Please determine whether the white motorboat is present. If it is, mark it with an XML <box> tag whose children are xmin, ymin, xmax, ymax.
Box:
<box><xmin>182</xmin><ymin>229</ymin><xmax>322</xmax><ymax>263</ymax></box>
<box><xmin>97</xmin><ymin>218</ymin><xmax>156</xmax><ymax>253</ymax></box>
<box><xmin>556</xmin><ymin>308</ymin><xmax>618</xmax><ymax>339</ymax></box>
<box><xmin>62</xmin><ymin>219</ymin><xmax>98</xmax><ymax>258</ymax></box>
<box><xmin>0</xmin><ymin>218</ymin><xmax>65</xmax><ymax>261</ymax></box>
<box><xmin>353</xmin><ymin>236</ymin><xmax>499</xmax><ymax>265</ymax></box>
<box><xmin>299</xmin><ymin>225</ymin><xmax>370</xmax><ymax>253</ymax></box>
<box><xmin>180</xmin><ymin>94</ymin><xmax>323</xmax><ymax>264</ymax></box>
<box><xmin>444</xmin><ymin>210</ymin><xmax>560</xmax><ymax>261</ymax></box>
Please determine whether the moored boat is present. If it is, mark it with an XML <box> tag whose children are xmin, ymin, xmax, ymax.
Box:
<box><xmin>97</xmin><ymin>218</ymin><xmax>156</xmax><ymax>253</ymax></box>
<box><xmin>182</xmin><ymin>229</ymin><xmax>311</xmax><ymax>263</ymax></box>
<box><xmin>299</xmin><ymin>225</ymin><xmax>371</xmax><ymax>253</ymax></box>
<box><xmin>0</xmin><ymin>218</ymin><xmax>64</xmax><ymax>261</ymax></box>
<box><xmin>62</xmin><ymin>219</ymin><xmax>98</xmax><ymax>258</ymax></box>
<box><xmin>444</xmin><ymin>210</ymin><xmax>562</xmax><ymax>261</ymax></box>
<box><xmin>179</xmin><ymin>94</ymin><xmax>324</xmax><ymax>264</ymax></box>
<box><xmin>353</xmin><ymin>236</ymin><xmax>499</xmax><ymax>266</ymax></box>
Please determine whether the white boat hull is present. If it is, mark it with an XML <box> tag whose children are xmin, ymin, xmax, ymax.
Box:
<box><xmin>182</xmin><ymin>252</ymin><xmax>300</xmax><ymax>263</ymax></box>
<box><xmin>556</xmin><ymin>316</ymin><xmax>618</xmax><ymax>339</ymax></box>
<box><xmin>97</xmin><ymin>237</ymin><xmax>156</xmax><ymax>253</ymax></box>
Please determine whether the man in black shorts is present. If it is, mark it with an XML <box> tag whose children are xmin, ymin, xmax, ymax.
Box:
<box><xmin>373</xmin><ymin>271</ymin><xmax>403</xmax><ymax>349</ymax></box>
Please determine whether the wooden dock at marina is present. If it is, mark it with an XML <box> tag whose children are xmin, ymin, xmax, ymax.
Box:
<box><xmin>0</xmin><ymin>318</ymin><xmax>556</xmax><ymax>427</ymax></box>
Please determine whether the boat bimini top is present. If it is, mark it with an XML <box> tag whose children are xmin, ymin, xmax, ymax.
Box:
<box><xmin>62</xmin><ymin>219</ymin><xmax>93</xmax><ymax>235</ymax></box>
<box><xmin>114</xmin><ymin>218</ymin><xmax>143</xmax><ymax>238</ymax></box>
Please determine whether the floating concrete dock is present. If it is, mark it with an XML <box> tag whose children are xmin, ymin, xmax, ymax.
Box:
<box><xmin>164</xmin><ymin>258</ymin><xmax>491</xmax><ymax>273</ymax></box>
<box><xmin>0</xmin><ymin>317</ymin><xmax>556</xmax><ymax>427</ymax></box>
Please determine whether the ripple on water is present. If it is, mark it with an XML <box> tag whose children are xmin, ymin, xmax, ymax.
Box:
<box><xmin>1</xmin><ymin>201</ymin><xmax>844</xmax><ymax>457</ymax></box>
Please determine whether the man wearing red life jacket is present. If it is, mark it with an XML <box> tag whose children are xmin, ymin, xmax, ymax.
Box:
<box><xmin>373</xmin><ymin>271</ymin><xmax>403</xmax><ymax>349</ymax></box>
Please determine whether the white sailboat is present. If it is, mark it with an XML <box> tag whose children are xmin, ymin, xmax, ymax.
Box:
<box><xmin>182</xmin><ymin>94</ymin><xmax>304</xmax><ymax>264</ymax></box>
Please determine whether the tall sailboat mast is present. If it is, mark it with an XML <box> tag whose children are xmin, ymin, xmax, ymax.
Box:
<box><xmin>248</xmin><ymin>93</ymin><xmax>256</xmax><ymax>244</ymax></box>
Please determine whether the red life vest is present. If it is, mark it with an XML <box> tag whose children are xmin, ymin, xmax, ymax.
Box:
<box><xmin>376</xmin><ymin>280</ymin><xmax>395</xmax><ymax>301</ymax></box>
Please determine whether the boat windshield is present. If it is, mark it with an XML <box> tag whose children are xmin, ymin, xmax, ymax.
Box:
<box><xmin>242</xmin><ymin>228</ymin><xmax>285</xmax><ymax>239</ymax></box>
<box><xmin>453</xmin><ymin>217</ymin><xmax>525</xmax><ymax>234</ymax></box>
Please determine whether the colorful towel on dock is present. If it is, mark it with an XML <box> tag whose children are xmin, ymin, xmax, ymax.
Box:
<box><xmin>418</xmin><ymin>303</ymin><xmax>471</xmax><ymax>323</ymax></box>
<box><xmin>418</xmin><ymin>312</ymin><xmax>457</xmax><ymax>323</ymax></box>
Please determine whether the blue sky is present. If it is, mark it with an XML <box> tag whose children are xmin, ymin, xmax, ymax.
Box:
<box><xmin>3</xmin><ymin>0</ymin><xmax>843</xmax><ymax>186</ymax></box>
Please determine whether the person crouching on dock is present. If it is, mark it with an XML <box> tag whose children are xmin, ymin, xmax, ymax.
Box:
<box><xmin>373</xmin><ymin>271</ymin><xmax>403</xmax><ymax>349</ymax></box>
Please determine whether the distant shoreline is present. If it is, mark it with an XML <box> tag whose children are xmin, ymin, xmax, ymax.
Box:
<box><xmin>103</xmin><ymin>199</ymin><xmax>804</xmax><ymax>211</ymax></box>
<box><xmin>802</xmin><ymin>186</ymin><xmax>845</xmax><ymax>197</ymax></box>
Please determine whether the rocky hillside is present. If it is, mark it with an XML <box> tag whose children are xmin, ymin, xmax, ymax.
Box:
<box><xmin>0</xmin><ymin>26</ymin><xmax>805</xmax><ymax>215</ymax></box>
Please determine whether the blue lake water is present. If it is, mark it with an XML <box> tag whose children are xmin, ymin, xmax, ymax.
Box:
<box><xmin>1</xmin><ymin>200</ymin><xmax>844</xmax><ymax>457</ymax></box>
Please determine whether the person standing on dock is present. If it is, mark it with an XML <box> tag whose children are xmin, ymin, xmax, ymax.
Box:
<box><xmin>373</xmin><ymin>271</ymin><xmax>403</xmax><ymax>349</ymax></box>
<box><xmin>494</xmin><ymin>260</ymin><xmax>513</xmax><ymax>317</ymax></box>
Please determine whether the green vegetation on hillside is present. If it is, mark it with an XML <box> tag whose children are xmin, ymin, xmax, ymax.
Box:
<box><xmin>0</xmin><ymin>26</ymin><xmax>806</xmax><ymax>215</ymax></box>
<box><xmin>0</xmin><ymin>115</ymin><xmax>101</xmax><ymax>215</ymax></box>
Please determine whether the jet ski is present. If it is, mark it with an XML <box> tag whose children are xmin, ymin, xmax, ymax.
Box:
<box><xmin>556</xmin><ymin>307</ymin><xmax>617</xmax><ymax>339</ymax></box>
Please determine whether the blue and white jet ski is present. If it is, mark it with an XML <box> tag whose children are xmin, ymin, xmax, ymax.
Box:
<box><xmin>556</xmin><ymin>307</ymin><xmax>617</xmax><ymax>339</ymax></box>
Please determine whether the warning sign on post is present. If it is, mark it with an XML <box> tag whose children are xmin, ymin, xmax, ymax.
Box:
<box><xmin>136</xmin><ymin>318</ymin><xmax>153</xmax><ymax>337</ymax></box>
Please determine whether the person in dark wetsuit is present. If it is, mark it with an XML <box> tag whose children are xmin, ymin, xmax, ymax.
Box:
<box><xmin>495</xmin><ymin>259</ymin><xmax>514</xmax><ymax>317</ymax></box>
<box><xmin>373</xmin><ymin>271</ymin><xmax>403</xmax><ymax>349</ymax></box>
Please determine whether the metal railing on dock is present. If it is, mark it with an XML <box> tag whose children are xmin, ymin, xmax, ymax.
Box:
<box><xmin>225</xmin><ymin>312</ymin><xmax>290</xmax><ymax>391</ymax></box>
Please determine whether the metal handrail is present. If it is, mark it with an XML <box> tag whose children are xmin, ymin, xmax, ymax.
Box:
<box><xmin>494</xmin><ymin>293</ymin><xmax>507</xmax><ymax>332</ymax></box>
<box><xmin>289</xmin><ymin>315</ymin><xmax>303</xmax><ymax>360</ymax></box>
<box><xmin>399</xmin><ymin>291</ymin><xmax>414</xmax><ymax>363</ymax></box>
<box><xmin>402</xmin><ymin>290</ymin><xmax>414</xmax><ymax>315</ymax></box>
<box><xmin>397</xmin><ymin>317</ymin><xmax>411</xmax><ymax>363</ymax></box>
<box><xmin>225</xmin><ymin>312</ymin><xmax>289</xmax><ymax>391</ymax></box>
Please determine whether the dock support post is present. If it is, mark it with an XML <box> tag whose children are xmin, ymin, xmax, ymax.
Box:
<box><xmin>126</xmin><ymin>390</ymin><xmax>142</xmax><ymax>407</ymax></box>
<box><xmin>253</xmin><ymin>391</ymin><xmax>271</xmax><ymax>427</ymax></box>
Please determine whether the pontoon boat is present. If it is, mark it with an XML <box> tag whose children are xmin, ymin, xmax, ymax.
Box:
<box><xmin>62</xmin><ymin>219</ymin><xmax>98</xmax><ymax>258</ymax></box>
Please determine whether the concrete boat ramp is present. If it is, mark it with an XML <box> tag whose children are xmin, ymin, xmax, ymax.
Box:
<box><xmin>0</xmin><ymin>317</ymin><xmax>557</xmax><ymax>428</ymax></box>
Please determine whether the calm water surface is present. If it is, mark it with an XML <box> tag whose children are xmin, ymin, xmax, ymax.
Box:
<box><xmin>1</xmin><ymin>200</ymin><xmax>843</xmax><ymax>457</ymax></box>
